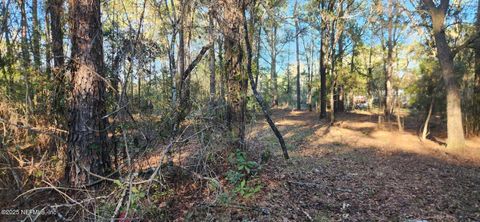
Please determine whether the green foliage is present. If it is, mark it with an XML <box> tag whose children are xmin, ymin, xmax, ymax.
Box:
<box><xmin>225</xmin><ymin>149</ymin><xmax>263</xmax><ymax>198</ymax></box>
<box><xmin>234</xmin><ymin>179</ymin><xmax>262</xmax><ymax>198</ymax></box>
<box><xmin>406</xmin><ymin>56</ymin><xmax>445</xmax><ymax>112</ymax></box>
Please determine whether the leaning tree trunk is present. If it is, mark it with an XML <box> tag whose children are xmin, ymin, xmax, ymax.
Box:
<box><xmin>66</xmin><ymin>0</ymin><xmax>111</xmax><ymax>187</ymax></box>
<box><xmin>421</xmin><ymin>98</ymin><xmax>434</xmax><ymax>140</ymax></box>
<box><xmin>242</xmin><ymin>2</ymin><xmax>289</xmax><ymax>159</ymax></box>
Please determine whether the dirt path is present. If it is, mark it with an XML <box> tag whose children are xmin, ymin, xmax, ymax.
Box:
<box><xmin>244</xmin><ymin>110</ymin><xmax>480</xmax><ymax>221</ymax></box>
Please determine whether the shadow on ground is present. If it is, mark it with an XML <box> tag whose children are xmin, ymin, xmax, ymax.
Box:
<box><xmin>240</xmin><ymin>109</ymin><xmax>480</xmax><ymax>221</ymax></box>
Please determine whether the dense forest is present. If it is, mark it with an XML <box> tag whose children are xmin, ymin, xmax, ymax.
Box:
<box><xmin>0</xmin><ymin>0</ymin><xmax>479</xmax><ymax>221</ymax></box>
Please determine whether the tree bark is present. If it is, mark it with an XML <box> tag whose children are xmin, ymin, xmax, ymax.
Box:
<box><xmin>19</xmin><ymin>0</ymin><xmax>31</xmax><ymax>109</ymax></box>
<box><xmin>255</xmin><ymin>25</ymin><xmax>261</xmax><ymax>86</ymax></box>
<box><xmin>49</xmin><ymin>0</ymin><xmax>65</xmax><ymax>114</ymax></box>
<box><xmin>335</xmin><ymin>25</ymin><xmax>345</xmax><ymax>113</ymax></box>
<box><xmin>473</xmin><ymin>0</ymin><xmax>480</xmax><ymax>135</ymax></box>
<box><xmin>319</xmin><ymin>24</ymin><xmax>327</xmax><ymax>118</ymax></box>
<box><xmin>384</xmin><ymin>0</ymin><xmax>395</xmax><ymax>118</ymax></box>
<box><xmin>222</xmin><ymin>0</ymin><xmax>247</xmax><ymax>149</ymax></box>
<box><xmin>476</xmin><ymin>0</ymin><xmax>480</xmax><ymax>93</ymax></box>
<box><xmin>423</xmin><ymin>0</ymin><xmax>465</xmax><ymax>151</ymax></box>
<box><xmin>209</xmin><ymin>8</ymin><xmax>216</xmax><ymax>107</ymax></box>
<box><xmin>173</xmin><ymin>1</ymin><xmax>187</xmax><ymax>134</ymax></box>
<box><xmin>307</xmin><ymin>39</ymin><xmax>314</xmax><ymax>112</ymax></box>
<box><xmin>286</xmin><ymin>63</ymin><xmax>291</xmax><ymax>97</ymax></box>
<box><xmin>367</xmin><ymin>45</ymin><xmax>374</xmax><ymax>110</ymax></box>
<box><xmin>421</xmin><ymin>98</ymin><xmax>434</xmax><ymax>140</ymax></box>
<box><xmin>32</xmin><ymin>0</ymin><xmax>41</xmax><ymax>70</ymax></box>
<box><xmin>66</xmin><ymin>0</ymin><xmax>111</xmax><ymax>187</ymax></box>
<box><xmin>270</xmin><ymin>26</ymin><xmax>279</xmax><ymax>107</ymax></box>
<box><xmin>295</xmin><ymin>1</ymin><xmax>301</xmax><ymax>110</ymax></box>
<box><xmin>45</xmin><ymin>9</ymin><xmax>52</xmax><ymax>77</ymax></box>
<box><xmin>218</xmin><ymin>38</ymin><xmax>225</xmax><ymax>104</ymax></box>
<box><xmin>1</xmin><ymin>0</ymin><xmax>14</xmax><ymax>94</ymax></box>
<box><xmin>49</xmin><ymin>0</ymin><xmax>65</xmax><ymax>68</ymax></box>
<box><xmin>329</xmin><ymin>20</ymin><xmax>337</xmax><ymax>124</ymax></box>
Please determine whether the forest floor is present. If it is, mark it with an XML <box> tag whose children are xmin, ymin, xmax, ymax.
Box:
<box><xmin>207</xmin><ymin>109</ymin><xmax>480</xmax><ymax>221</ymax></box>
<box><xmin>2</xmin><ymin>109</ymin><xmax>480</xmax><ymax>221</ymax></box>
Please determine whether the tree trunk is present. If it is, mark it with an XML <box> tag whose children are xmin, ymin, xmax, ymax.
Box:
<box><xmin>286</xmin><ymin>64</ymin><xmax>291</xmax><ymax>105</ymax></box>
<box><xmin>319</xmin><ymin>25</ymin><xmax>327</xmax><ymax>118</ymax></box>
<box><xmin>19</xmin><ymin>0</ymin><xmax>31</xmax><ymax>109</ymax></box>
<box><xmin>169</xmin><ymin>34</ymin><xmax>177</xmax><ymax>107</ymax></box>
<box><xmin>435</xmin><ymin>32</ymin><xmax>465</xmax><ymax>151</ymax></box>
<box><xmin>66</xmin><ymin>0</ymin><xmax>110</xmax><ymax>187</ymax></box>
<box><xmin>219</xmin><ymin>39</ymin><xmax>225</xmax><ymax>105</ymax></box>
<box><xmin>338</xmin><ymin>85</ymin><xmax>345</xmax><ymax>112</ymax></box>
<box><xmin>422</xmin><ymin>98</ymin><xmax>434</xmax><ymax>140</ymax></box>
<box><xmin>255</xmin><ymin>25</ymin><xmax>261</xmax><ymax>86</ymax></box>
<box><xmin>295</xmin><ymin>3</ymin><xmax>301</xmax><ymax>110</ymax></box>
<box><xmin>329</xmin><ymin>20</ymin><xmax>337</xmax><ymax>124</ymax></box>
<box><xmin>423</xmin><ymin>0</ymin><xmax>465</xmax><ymax>151</ymax></box>
<box><xmin>476</xmin><ymin>0</ymin><xmax>480</xmax><ymax>93</ymax></box>
<box><xmin>209</xmin><ymin>9</ymin><xmax>216</xmax><ymax>107</ymax></box>
<box><xmin>242</xmin><ymin>3</ymin><xmax>289</xmax><ymax>159</ymax></box>
<box><xmin>397</xmin><ymin>113</ymin><xmax>403</xmax><ymax>132</ymax></box>
<box><xmin>1</xmin><ymin>0</ymin><xmax>14</xmax><ymax>94</ymax></box>
<box><xmin>307</xmin><ymin>39</ymin><xmax>314</xmax><ymax>111</ymax></box>
<box><xmin>44</xmin><ymin>9</ymin><xmax>52</xmax><ymax>78</ymax></box>
<box><xmin>173</xmin><ymin>1</ymin><xmax>187</xmax><ymax>134</ymax></box>
<box><xmin>330</xmin><ymin>79</ymin><xmax>335</xmax><ymax>124</ymax></box>
<box><xmin>384</xmin><ymin>0</ymin><xmax>394</xmax><ymax>118</ymax></box>
<box><xmin>223</xmin><ymin>0</ymin><xmax>247</xmax><ymax>149</ymax></box>
<box><xmin>335</xmin><ymin>26</ymin><xmax>345</xmax><ymax>113</ymax></box>
<box><xmin>32</xmin><ymin>0</ymin><xmax>41</xmax><ymax>70</ymax></box>
<box><xmin>49</xmin><ymin>0</ymin><xmax>65</xmax><ymax>114</ymax></box>
<box><xmin>348</xmin><ymin>43</ymin><xmax>356</xmax><ymax>110</ymax></box>
<box><xmin>473</xmin><ymin>0</ymin><xmax>480</xmax><ymax>135</ymax></box>
<box><xmin>270</xmin><ymin>26</ymin><xmax>278</xmax><ymax>107</ymax></box>
<box><xmin>49</xmin><ymin>0</ymin><xmax>65</xmax><ymax>68</ymax></box>
<box><xmin>367</xmin><ymin>45</ymin><xmax>374</xmax><ymax>110</ymax></box>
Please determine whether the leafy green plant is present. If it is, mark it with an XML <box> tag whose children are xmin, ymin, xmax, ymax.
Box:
<box><xmin>234</xmin><ymin>179</ymin><xmax>262</xmax><ymax>198</ymax></box>
<box><xmin>225</xmin><ymin>150</ymin><xmax>262</xmax><ymax>198</ymax></box>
